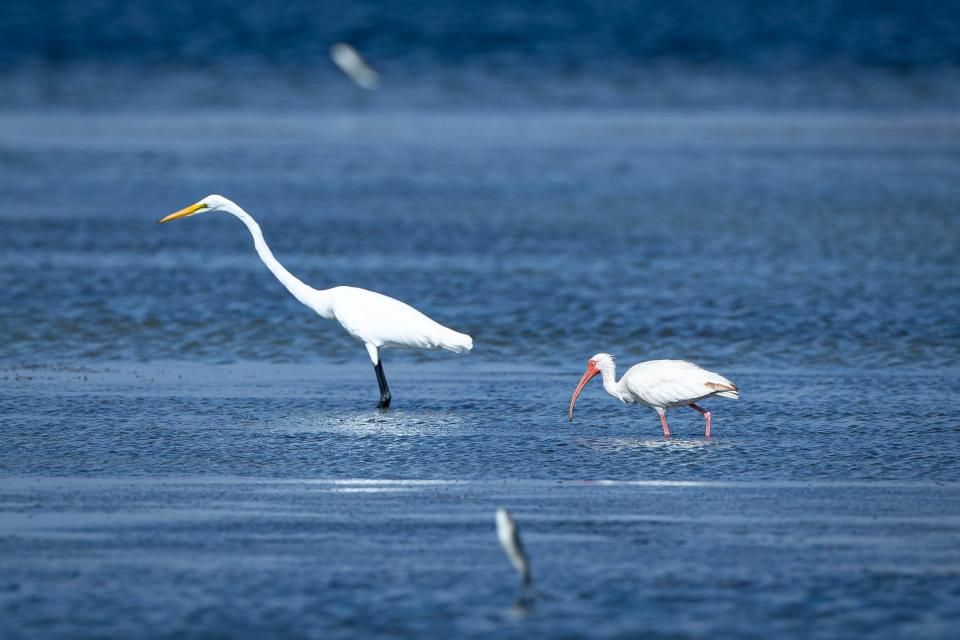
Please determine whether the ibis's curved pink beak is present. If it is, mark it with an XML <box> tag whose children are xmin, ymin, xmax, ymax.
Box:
<box><xmin>568</xmin><ymin>363</ymin><xmax>600</xmax><ymax>421</ymax></box>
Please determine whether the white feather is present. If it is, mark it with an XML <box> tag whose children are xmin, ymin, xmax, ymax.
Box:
<box><xmin>621</xmin><ymin>360</ymin><xmax>738</xmax><ymax>408</ymax></box>
<box><xmin>320</xmin><ymin>286</ymin><xmax>473</xmax><ymax>352</ymax></box>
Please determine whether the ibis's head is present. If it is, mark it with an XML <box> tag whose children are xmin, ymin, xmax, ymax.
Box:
<box><xmin>157</xmin><ymin>194</ymin><xmax>236</xmax><ymax>224</ymax></box>
<box><xmin>568</xmin><ymin>353</ymin><xmax>614</xmax><ymax>422</ymax></box>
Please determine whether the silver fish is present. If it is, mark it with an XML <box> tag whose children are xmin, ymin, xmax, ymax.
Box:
<box><xmin>496</xmin><ymin>508</ymin><xmax>531</xmax><ymax>585</ymax></box>
<box><xmin>330</xmin><ymin>43</ymin><xmax>380</xmax><ymax>90</ymax></box>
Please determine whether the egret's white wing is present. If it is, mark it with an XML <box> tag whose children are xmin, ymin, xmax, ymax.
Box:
<box><xmin>330</xmin><ymin>286</ymin><xmax>471</xmax><ymax>351</ymax></box>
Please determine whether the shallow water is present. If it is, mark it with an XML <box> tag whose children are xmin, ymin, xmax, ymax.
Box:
<box><xmin>2</xmin><ymin>477</ymin><xmax>958</xmax><ymax>639</ymax></box>
<box><xmin>2</xmin><ymin>110</ymin><xmax>959</xmax><ymax>637</ymax></box>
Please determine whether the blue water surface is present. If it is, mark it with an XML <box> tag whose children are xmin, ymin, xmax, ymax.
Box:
<box><xmin>1</xmin><ymin>108</ymin><xmax>959</xmax><ymax>638</ymax></box>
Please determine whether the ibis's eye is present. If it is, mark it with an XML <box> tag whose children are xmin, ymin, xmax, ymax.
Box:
<box><xmin>588</xmin><ymin>360</ymin><xmax>596</xmax><ymax>367</ymax></box>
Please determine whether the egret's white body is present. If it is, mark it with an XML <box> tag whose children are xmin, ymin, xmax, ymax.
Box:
<box><xmin>159</xmin><ymin>195</ymin><xmax>472</xmax><ymax>407</ymax></box>
<box><xmin>316</xmin><ymin>286</ymin><xmax>472</xmax><ymax>354</ymax></box>
<box><xmin>568</xmin><ymin>353</ymin><xmax>738</xmax><ymax>437</ymax></box>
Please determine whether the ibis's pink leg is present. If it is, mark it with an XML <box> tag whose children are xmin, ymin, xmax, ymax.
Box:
<box><xmin>689</xmin><ymin>403</ymin><xmax>711</xmax><ymax>437</ymax></box>
<box><xmin>656</xmin><ymin>409</ymin><xmax>670</xmax><ymax>438</ymax></box>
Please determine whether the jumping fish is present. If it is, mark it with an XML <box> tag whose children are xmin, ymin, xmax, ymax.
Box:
<box><xmin>496</xmin><ymin>508</ymin><xmax>531</xmax><ymax>586</ymax></box>
<box><xmin>330</xmin><ymin>43</ymin><xmax>380</xmax><ymax>90</ymax></box>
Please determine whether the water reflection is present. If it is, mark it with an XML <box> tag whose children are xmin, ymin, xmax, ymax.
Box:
<box><xmin>269</xmin><ymin>409</ymin><xmax>471</xmax><ymax>436</ymax></box>
<box><xmin>576</xmin><ymin>436</ymin><xmax>731</xmax><ymax>452</ymax></box>
<box><xmin>506</xmin><ymin>589</ymin><xmax>538</xmax><ymax>619</ymax></box>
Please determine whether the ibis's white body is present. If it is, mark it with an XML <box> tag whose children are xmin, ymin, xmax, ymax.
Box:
<box><xmin>605</xmin><ymin>359</ymin><xmax>739</xmax><ymax>409</ymax></box>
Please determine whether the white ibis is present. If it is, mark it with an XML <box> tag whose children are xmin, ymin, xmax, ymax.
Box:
<box><xmin>158</xmin><ymin>195</ymin><xmax>472</xmax><ymax>408</ymax></box>
<box><xmin>568</xmin><ymin>353</ymin><xmax>739</xmax><ymax>437</ymax></box>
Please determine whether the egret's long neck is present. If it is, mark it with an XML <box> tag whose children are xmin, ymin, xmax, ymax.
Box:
<box><xmin>598</xmin><ymin>363</ymin><xmax>623</xmax><ymax>401</ymax></box>
<box><xmin>226</xmin><ymin>204</ymin><xmax>334</xmax><ymax>317</ymax></box>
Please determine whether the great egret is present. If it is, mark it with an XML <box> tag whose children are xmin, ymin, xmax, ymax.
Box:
<box><xmin>568</xmin><ymin>354</ymin><xmax>739</xmax><ymax>437</ymax></box>
<box><xmin>158</xmin><ymin>195</ymin><xmax>472</xmax><ymax>408</ymax></box>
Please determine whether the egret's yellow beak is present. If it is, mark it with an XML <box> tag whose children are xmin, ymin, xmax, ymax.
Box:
<box><xmin>157</xmin><ymin>202</ymin><xmax>207</xmax><ymax>224</ymax></box>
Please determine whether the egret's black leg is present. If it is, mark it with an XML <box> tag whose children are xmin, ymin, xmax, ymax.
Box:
<box><xmin>374</xmin><ymin>360</ymin><xmax>391</xmax><ymax>409</ymax></box>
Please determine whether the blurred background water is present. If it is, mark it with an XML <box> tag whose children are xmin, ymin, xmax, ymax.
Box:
<box><xmin>1</xmin><ymin>1</ymin><xmax>959</xmax><ymax>638</ymax></box>
<box><xmin>3</xmin><ymin>0</ymin><xmax>960</xmax><ymax>109</ymax></box>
